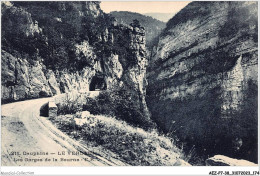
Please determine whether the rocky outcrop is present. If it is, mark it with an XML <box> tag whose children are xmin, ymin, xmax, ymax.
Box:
<box><xmin>109</xmin><ymin>11</ymin><xmax>166</xmax><ymax>49</ymax></box>
<box><xmin>103</xmin><ymin>54</ymin><xmax>123</xmax><ymax>89</ymax></box>
<box><xmin>2</xmin><ymin>2</ymin><xmax>151</xmax><ymax>125</ymax></box>
<box><xmin>45</xmin><ymin>70</ymin><xmax>61</xmax><ymax>95</ymax></box>
<box><xmin>206</xmin><ymin>155</ymin><xmax>257</xmax><ymax>166</ymax></box>
<box><xmin>1</xmin><ymin>51</ymin><xmax>52</xmax><ymax>101</ymax></box>
<box><xmin>173</xmin><ymin>159</ymin><xmax>192</xmax><ymax>166</ymax></box>
<box><xmin>147</xmin><ymin>1</ymin><xmax>257</xmax><ymax>163</ymax></box>
<box><xmin>1</xmin><ymin>49</ymin><xmax>97</xmax><ymax>101</ymax></box>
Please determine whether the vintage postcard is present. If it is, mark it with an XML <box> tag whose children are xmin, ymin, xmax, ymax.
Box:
<box><xmin>1</xmin><ymin>1</ymin><xmax>258</xmax><ymax>175</ymax></box>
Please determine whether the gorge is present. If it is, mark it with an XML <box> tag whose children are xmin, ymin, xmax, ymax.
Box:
<box><xmin>147</xmin><ymin>1</ymin><xmax>258</xmax><ymax>163</ymax></box>
<box><xmin>1</xmin><ymin>1</ymin><xmax>258</xmax><ymax>165</ymax></box>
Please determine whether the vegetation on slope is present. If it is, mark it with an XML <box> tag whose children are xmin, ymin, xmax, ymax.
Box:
<box><xmin>52</xmin><ymin>90</ymin><xmax>189</xmax><ymax>166</ymax></box>
<box><xmin>109</xmin><ymin>11</ymin><xmax>166</xmax><ymax>48</ymax></box>
<box><xmin>143</xmin><ymin>13</ymin><xmax>175</xmax><ymax>23</ymax></box>
<box><xmin>56</xmin><ymin>89</ymin><xmax>155</xmax><ymax>129</ymax></box>
<box><xmin>50</xmin><ymin>113</ymin><xmax>183</xmax><ymax>166</ymax></box>
<box><xmin>2</xmin><ymin>2</ymin><xmax>111</xmax><ymax>71</ymax></box>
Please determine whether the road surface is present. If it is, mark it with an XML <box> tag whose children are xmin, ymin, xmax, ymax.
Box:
<box><xmin>1</xmin><ymin>97</ymin><xmax>125</xmax><ymax>166</ymax></box>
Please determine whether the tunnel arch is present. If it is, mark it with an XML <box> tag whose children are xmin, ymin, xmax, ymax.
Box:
<box><xmin>89</xmin><ymin>75</ymin><xmax>107</xmax><ymax>91</ymax></box>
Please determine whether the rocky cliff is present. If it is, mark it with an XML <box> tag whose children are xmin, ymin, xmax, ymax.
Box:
<box><xmin>1</xmin><ymin>2</ymin><xmax>151</xmax><ymax>125</ymax></box>
<box><xmin>147</xmin><ymin>1</ymin><xmax>258</xmax><ymax>163</ymax></box>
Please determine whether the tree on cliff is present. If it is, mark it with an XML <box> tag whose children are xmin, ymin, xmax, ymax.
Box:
<box><xmin>131</xmin><ymin>19</ymin><xmax>141</xmax><ymax>27</ymax></box>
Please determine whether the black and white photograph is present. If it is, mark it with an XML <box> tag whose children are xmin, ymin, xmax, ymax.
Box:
<box><xmin>1</xmin><ymin>0</ymin><xmax>258</xmax><ymax>175</ymax></box>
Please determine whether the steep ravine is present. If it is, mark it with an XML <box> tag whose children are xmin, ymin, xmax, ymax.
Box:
<box><xmin>147</xmin><ymin>1</ymin><xmax>258</xmax><ymax>163</ymax></box>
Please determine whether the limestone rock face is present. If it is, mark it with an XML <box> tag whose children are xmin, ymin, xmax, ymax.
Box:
<box><xmin>99</xmin><ymin>22</ymin><xmax>151</xmax><ymax>123</ymax></box>
<box><xmin>2</xmin><ymin>1</ymin><xmax>151</xmax><ymax>124</ymax></box>
<box><xmin>103</xmin><ymin>54</ymin><xmax>123</xmax><ymax>89</ymax></box>
<box><xmin>1</xmin><ymin>51</ymin><xmax>52</xmax><ymax>101</ymax></box>
<box><xmin>56</xmin><ymin>68</ymin><xmax>96</xmax><ymax>93</ymax></box>
<box><xmin>147</xmin><ymin>1</ymin><xmax>257</xmax><ymax>162</ymax></box>
<box><xmin>29</xmin><ymin>61</ymin><xmax>53</xmax><ymax>98</ymax></box>
<box><xmin>45</xmin><ymin>70</ymin><xmax>61</xmax><ymax>95</ymax></box>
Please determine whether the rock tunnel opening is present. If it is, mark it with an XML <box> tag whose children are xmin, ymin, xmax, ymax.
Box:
<box><xmin>89</xmin><ymin>75</ymin><xmax>107</xmax><ymax>91</ymax></box>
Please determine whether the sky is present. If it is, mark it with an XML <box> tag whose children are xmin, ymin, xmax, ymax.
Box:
<box><xmin>100</xmin><ymin>1</ymin><xmax>191</xmax><ymax>14</ymax></box>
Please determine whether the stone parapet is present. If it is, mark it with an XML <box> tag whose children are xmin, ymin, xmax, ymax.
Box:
<box><xmin>48</xmin><ymin>101</ymin><xmax>57</xmax><ymax>119</ymax></box>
